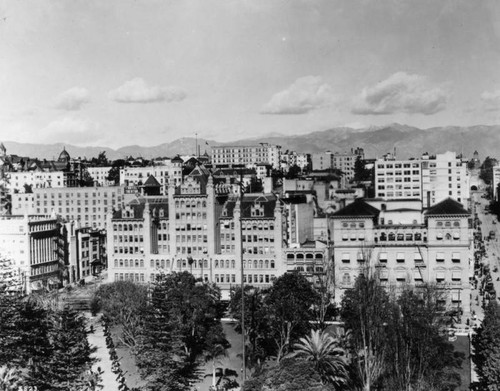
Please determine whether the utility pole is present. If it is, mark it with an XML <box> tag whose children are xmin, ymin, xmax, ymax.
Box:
<box><xmin>239</xmin><ymin>168</ymin><xmax>246</xmax><ymax>382</ymax></box>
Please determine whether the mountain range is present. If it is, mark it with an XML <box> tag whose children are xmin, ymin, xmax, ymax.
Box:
<box><xmin>2</xmin><ymin>123</ymin><xmax>498</xmax><ymax>161</ymax></box>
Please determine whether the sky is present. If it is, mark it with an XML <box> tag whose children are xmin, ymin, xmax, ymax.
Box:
<box><xmin>0</xmin><ymin>0</ymin><xmax>499</xmax><ymax>148</ymax></box>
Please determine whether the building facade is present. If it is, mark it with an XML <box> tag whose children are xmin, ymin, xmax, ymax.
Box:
<box><xmin>331</xmin><ymin>198</ymin><xmax>472</xmax><ymax>316</ymax></box>
<box><xmin>311</xmin><ymin>148</ymin><xmax>365</xmax><ymax>183</ymax></box>
<box><xmin>119</xmin><ymin>161</ymin><xmax>183</xmax><ymax>193</ymax></box>
<box><xmin>11</xmin><ymin>186</ymin><xmax>125</xmax><ymax>229</ymax></box>
<box><xmin>106</xmin><ymin>167</ymin><xmax>285</xmax><ymax>299</ymax></box>
<box><xmin>0</xmin><ymin>215</ymin><xmax>62</xmax><ymax>293</ymax></box>
<box><xmin>211</xmin><ymin>144</ymin><xmax>282</xmax><ymax>169</ymax></box>
<box><xmin>374</xmin><ymin>151</ymin><xmax>469</xmax><ymax>207</ymax></box>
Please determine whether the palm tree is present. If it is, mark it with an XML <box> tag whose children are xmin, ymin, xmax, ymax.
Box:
<box><xmin>292</xmin><ymin>329</ymin><xmax>348</xmax><ymax>389</ymax></box>
<box><xmin>0</xmin><ymin>366</ymin><xmax>22</xmax><ymax>391</ymax></box>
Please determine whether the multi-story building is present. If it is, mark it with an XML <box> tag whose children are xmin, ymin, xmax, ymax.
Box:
<box><xmin>7</xmin><ymin>170</ymin><xmax>68</xmax><ymax>193</ymax></box>
<box><xmin>374</xmin><ymin>151</ymin><xmax>469</xmax><ymax>207</ymax></box>
<box><xmin>311</xmin><ymin>148</ymin><xmax>364</xmax><ymax>184</ymax></box>
<box><xmin>211</xmin><ymin>144</ymin><xmax>282</xmax><ymax>170</ymax></box>
<box><xmin>491</xmin><ymin>164</ymin><xmax>500</xmax><ymax>201</ymax></box>
<box><xmin>331</xmin><ymin>197</ymin><xmax>472</xmax><ymax>316</ymax></box>
<box><xmin>106</xmin><ymin>166</ymin><xmax>284</xmax><ymax>299</ymax></box>
<box><xmin>119</xmin><ymin>160</ymin><xmax>183</xmax><ymax>193</ymax></box>
<box><xmin>87</xmin><ymin>166</ymin><xmax>113</xmax><ymax>186</ymax></box>
<box><xmin>64</xmin><ymin>222</ymin><xmax>106</xmax><ymax>283</ymax></box>
<box><xmin>0</xmin><ymin>214</ymin><xmax>62</xmax><ymax>293</ymax></box>
<box><xmin>11</xmin><ymin>186</ymin><xmax>125</xmax><ymax>229</ymax></box>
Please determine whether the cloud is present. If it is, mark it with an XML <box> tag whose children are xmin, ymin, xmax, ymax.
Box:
<box><xmin>261</xmin><ymin>76</ymin><xmax>335</xmax><ymax>115</ymax></box>
<box><xmin>53</xmin><ymin>87</ymin><xmax>90</xmax><ymax>111</ymax></box>
<box><xmin>108</xmin><ymin>78</ymin><xmax>187</xmax><ymax>103</ymax></box>
<box><xmin>42</xmin><ymin>116</ymin><xmax>102</xmax><ymax>145</ymax></box>
<box><xmin>480</xmin><ymin>90</ymin><xmax>500</xmax><ymax>112</ymax></box>
<box><xmin>352</xmin><ymin>72</ymin><xmax>448</xmax><ymax>115</ymax></box>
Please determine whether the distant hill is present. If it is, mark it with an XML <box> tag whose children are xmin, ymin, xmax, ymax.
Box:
<box><xmin>2</xmin><ymin>124</ymin><xmax>499</xmax><ymax>160</ymax></box>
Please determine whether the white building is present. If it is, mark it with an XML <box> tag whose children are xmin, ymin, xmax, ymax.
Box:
<box><xmin>375</xmin><ymin>151</ymin><xmax>469</xmax><ymax>208</ymax></box>
<box><xmin>120</xmin><ymin>162</ymin><xmax>183</xmax><ymax>193</ymax></box>
<box><xmin>7</xmin><ymin>171</ymin><xmax>67</xmax><ymax>194</ymax></box>
<box><xmin>87</xmin><ymin>167</ymin><xmax>113</xmax><ymax>186</ymax></box>
<box><xmin>0</xmin><ymin>214</ymin><xmax>61</xmax><ymax>293</ymax></box>
<box><xmin>211</xmin><ymin>144</ymin><xmax>282</xmax><ymax>169</ymax></box>
<box><xmin>11</xmin><ymin>186</ymin><xmax>125</xmax><ymax>229</ymax></box>
<box><xmin>331</xmin><ymin>197</ymin><xmax>472</xmax><ymax>316</ymax></box>
<box><xmin>311</xmin><ymin>148</ymin><xmax>365</xmax><ymax>183</ymax></box>
<box><xmin>491</xmin><ymin>164</ymin><xmax>500</xmax><ymax>201</ymax></box>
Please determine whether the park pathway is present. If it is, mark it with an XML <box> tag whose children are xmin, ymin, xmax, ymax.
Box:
<box><xmin>86</xmin><ymin>313</ymin><xmax>121</xmax><ymax>391</ymax></box>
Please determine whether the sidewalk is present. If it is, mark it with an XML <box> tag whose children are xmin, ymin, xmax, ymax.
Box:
<box><xmin>86</xmin><ymin>313</ymin><xmax>120</xmax><ymax>391</ymax></box>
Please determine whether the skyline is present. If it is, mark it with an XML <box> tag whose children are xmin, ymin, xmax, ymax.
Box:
<box><xmin>1</xmin><ymin>0</ymin><xmax>499</xmax><ymax>149</ymax></box>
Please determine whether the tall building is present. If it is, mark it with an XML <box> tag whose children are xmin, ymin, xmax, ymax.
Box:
<box><xmin>87</xmin><ymin>166</ymin><xmax>113</xmax><ymax>186</ymax></box>
<box><xmin>311</xmin><ymin>148</ymin><xmax>365</xmax><ymax>183</ymax></box>
<box><xmin>211</xmin><ymin>144</ymin><xmax>282</xmax><ymax>169</ymax></box>
<box><xmin>374</xmin><ymin>151</ymin><xmax>469</xmax><ymax>207</ymax></box>
<box><xmin>331</xmin><ymin>197</ymin><xmax>472</xmax><ymax>316</ymax></box>
<box><xmin>11</xmin><ymin>186</ymin><xmax>125</xmax><ymax>229</ymax></box>
<box><xmin>106</xmin><ymin>166</ymin><xmax>285</xmax><ymax>299</ymax></box>
<box><xmin>491</xmin><ymin>164</ymin><xmax>500</xmax><ymax>201</ymax></box>
<box><xmin>0</xmin><ymin>214</ymin><xmax>62</xmax><ymax>293</ymax></box>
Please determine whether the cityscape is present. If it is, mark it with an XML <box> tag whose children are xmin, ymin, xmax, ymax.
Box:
<box><xmin>1</xmin><ymin>1</ymin><xmax>500</xmax><ymax>391</ymax></box>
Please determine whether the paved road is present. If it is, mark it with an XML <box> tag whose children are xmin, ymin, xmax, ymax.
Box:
<box><xmin>86</xmin><ymin>313</ymin><xmax>121</xmax><ymax>391</ymax></box>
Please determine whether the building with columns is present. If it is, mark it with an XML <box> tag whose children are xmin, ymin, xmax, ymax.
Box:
<box><xmin>0</xmin><ymin>214</ymin><xmax>62</xmax><ymax>293</ymax></box>
<box><xmin>331</xmin><ymin>197</ymin><xmax>472</xmax><ymax>316</ymax></box>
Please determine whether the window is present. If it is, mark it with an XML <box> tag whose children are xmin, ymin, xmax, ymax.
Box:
<box><xmin>342</xmin><ymin>273</ymin><xmax>351</xmax><ymax>285</ymax></box>
<box><xmin>341</xmin><ymin>253</ymin><xmax>350</xmax><ymax>263</ymax></box>
<box><xmin>396</xmin><ymin>252</ymin><xmax>405</xmax><ymax>263</ymax></box>
<box><xmin>436</xmin><ymin>270</ymin><xmax>445</xmax><ymax>282</ymax></box>
<box><xmin>379</xmin><ymin>252</ymin><xmax>387</xmax><ymax>263</ymax></box>
<box><xmin>451</xmin><ymin>271</ymin><xmax>461</xmax><ymax>281</ymax></box>
<box><xmin>379</xmin><ymin>269</ymin><xmax>388</xmax><ymax>281</ymax></box>
<box><xmin>396</xmin><ymin>270</ymin><xmax>406</xmax><ymax>282</ymax></box>
<box><xmin>452</xmin><ymin>252</ymin><xmax>460</xmax><ymax>262</ymax></box>
<box><xmin>436</xmin><ymin>252</ymin><xmax>444</xmax><ymax>262</ymax></box>
<box><xmin>413</xmin><ymin>269</ymin><xmax>423</xmax><ymax>282</ymax></box>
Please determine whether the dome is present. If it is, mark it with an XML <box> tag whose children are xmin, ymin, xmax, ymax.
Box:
<box><xmin>58</xmin><ymin>147</ymin><xmax>70</xmax><ymax>162</ymax></box>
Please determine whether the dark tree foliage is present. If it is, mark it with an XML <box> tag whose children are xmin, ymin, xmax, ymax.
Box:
<box><xmin>136</xmin><ymin>272</ymin><xmax>226</xmax><ymax>391</ymax></box>
<box><xmin>243</xmin><ymin>358</ymin><xmax>333</xmax><ymax>391</ymax></box>
<box><xmin>353</xmin><ymin>156</ymin><xmax>371</xmax><ymax>182</ymax></box>
<box><xmin>136</xmin><ymin>280</ymin><xmax>189</xmax><ymax>391</ymax></box>
<box><xmin>229</xmin><ymin>286</ymin><xmax>274</xmax><ymax>370</ymax></box>
<box><xmin>265</xmin><ymin>272</ymin><xmax>318</xmax><ymax>362</ymax></box>
<box><xmin>479</xmin><ymin>156</ymin><xmax>498</xmax><ymax>185</ymax></box>
<box><xmin>33</xmin><ymin>306</ymin><xmax>96</xmax><ymax>391</ymax></box>
<box><xmin>340</xmin><ymin>273</ymin><xmax>391</xmax><ymax>390</ymax></box>
<box><xmin>285</xmin><ymin>165</ymin><xmax>302</xmax><ymax>179</ymax></box>
<box><xmin>382</xmin><ymin>287</ymin><xmax>463</xmax><ymax>391</ymax></box>
<box><xmin>472</xmin><ymin>300</ymin><xmax>500</xmax><ymax>389</ymax></box>
<box><xmin>0</xmin><ymin>294</ymin><xmax>96</xmax><ymax>390</ymax></box>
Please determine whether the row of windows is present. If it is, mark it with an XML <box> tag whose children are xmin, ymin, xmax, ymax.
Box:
<box><xmin>175</xmin><ymin>224</ymin><xmax>207</xmax><ymax>231</ymax></box>
<box><xmin>242</xmin><ymin>235</ymin><xmax>274</xmax><ymax>243</ymax></box>
<box><xmin>377</xmin><ymin>163</ymin><xmax>420</xmax><ymax>169</ymax></box>
<box><xmin>340</xmin><ymin>270</ymin><xmax>463</xmax><ymax>285</ymax></box>
<box><xmin>242</xmin><ymin>222</ymin><xmax>275</xmax><ymax>230</ymax></box>
<box><xmin>114</xmin><ymin>246</ymin><xmax>143</xmax><ymax>254</ymax></box>
<box><xmin>340</xmin><ymin>252</ymin><xmax>461</xmax><ymax>263</ymax></box>
<box><xmin>175</xmin><ymin>212</ymin><xmax>207</xmax><ymax>220</ymax></box>
<box><xmin>114</xmin><ymin>259</ymin><xmax>145</xmax><ymax>268</ymax></box>
<box><xmin>174</xmin><ymin>200</ymin><xmax>207</xmax><ymax>208</ymax></box>
<box><xmin>114</xmin><ymin>224</ymin><xmax>144</xmax><ymax>231</ymax></box>
<box><xmin>31</xmin><ymin>263</ymin><xmax>58</xmax><ymax>276</ymax></box>
<box><xmin>114</xmin><ymin>235</ymin><xmax>144</xmax><ymax>243</ymax></box>
<box><xmin>115</xmin><ymin>273</ymin><xmax>145</xmax><ymax>282</ymax></box>
<box><xmin>286</xmin><ymin>253</ymin><xmax>324</xmax><ymax>260</ymax></box>
<box><xmin>243</xmin><ymin>246</ymin><xmax>275</xmax><ymax>255</ymax></box>
<box><xmin>242</xmin><ymin>274</ymin><xmax>275</xmax><ymax>284</ymax></box>
<box><xmin>176</xmin><ymin>246</ymin><xmax>208</xmax><ymax>254</ymax></box>
<box><xmin>175</xmin><ymin>234</ymin><xmax>207</xmax><ymax>243</ymax></box>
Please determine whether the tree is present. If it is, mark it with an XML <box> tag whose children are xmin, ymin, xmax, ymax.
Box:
<box><xmin>353</xmin><ymin>156</ymin><xmax>371</xmax><ymax>182</ymax></box>
<box><xmin>265</xmin><ymin>273</ymin><xmax>318</xmax><ymax>362</ymax></box>
<box><xmin>285</xmin><ymin>165</ymin><xmax>301</xmax><ymax>179</ymax></box>
<box><xmin>472</xmin><ymin>300</ymin><xmax>500</xmax><ymax>389</ymax></box>
<box><xmin>292</xmin><ymin>329</ymin><xmax>348</xmax><ymax>389</ymax></box>
<box><xmin>383</xmin><ymin>286</ymin><xmax>463</xmax><ymax>391</ymax></box>
<box><xmin>480</xmin><ymin>156</ymin><xmax>498</xmax><ymax>185</ymax></box>
<box><xmin>92</xmin><ymin>281</ymin><xmax>148</xmax><ymax>349</ymax></box>
<box><xmin>243</xmin><ymin>358</ymin><xmax>333</xmax><ymax>391</ymax></box>
<box><xmin>32</xmin><ymin>306</ymin><xmax>96</xmax><ymax>391</ymax></box>
<box><xmin>135</xmin><ymin>278</ymin><xmax>190</xmax><ymax>391</ymax></box>
<box><xmin>204</xmin><ymin>324</ymin><xmax>232</xmax><ymax>390</ymax></box>
<box><xmin>340</xmin><ymin>273</ymin><xmax>391</xmax><ymax>391</ymax></box>
<box><xmin>79</xmin><ymin>170</ymin><xmax>95</xmax><ymax>187</ymax></box>
<box><xmin>136</xmin><ymin>272</ymin><xmax>226</xmax><ymax>390</ymax></box>
<box><xmin>229</xmin><ymin>286</ymin><xmax>273</xmax><ymax>372</ymax></box>
<box><xmin>0</xmin><ymin>366</ymin><xmax>23</xmax><ymax>391</ymax></box>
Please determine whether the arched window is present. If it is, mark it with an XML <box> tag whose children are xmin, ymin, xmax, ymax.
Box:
<box><xmin>265</xmin><ymin>260</ymin><xmax>269</xmax><ymax>268</ymax></box>
<box><xmin>259</xmin><ymin>260</ymin><xmax>263</xmax><ymax>268</ymax></box>
<box><xmin>254</xmin><ymin>260</ymin><xmax>258</xmax><ymax>268</ymax></box>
